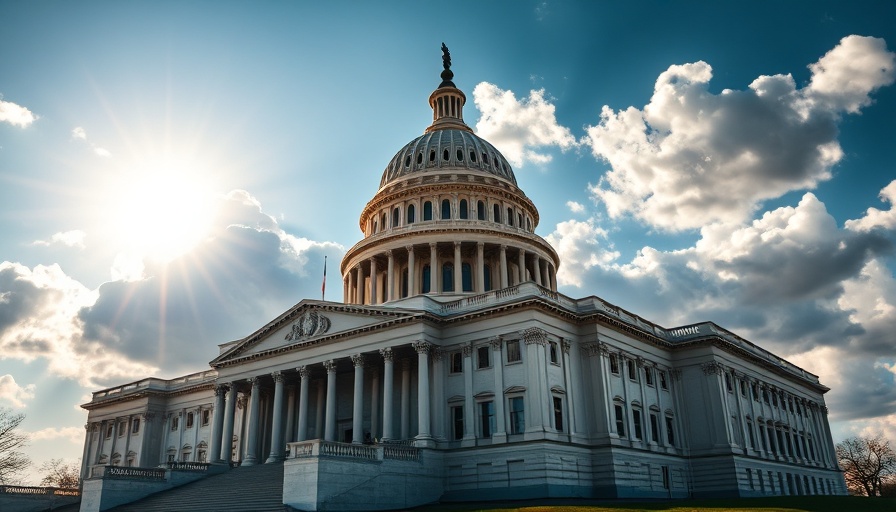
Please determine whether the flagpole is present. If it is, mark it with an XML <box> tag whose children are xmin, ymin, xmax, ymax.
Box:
<box><xmin>321</xmin><ymin>255</ymin><xmax>327</xmax><ymax>301</ymax></box>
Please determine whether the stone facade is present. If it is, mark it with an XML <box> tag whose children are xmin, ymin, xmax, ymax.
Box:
<box><xmin>80</xmin><ymin>50</ymin><xmax>847</xmax><ymax>510</ymax></box>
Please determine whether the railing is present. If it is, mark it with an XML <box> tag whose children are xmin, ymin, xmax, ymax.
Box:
<box><xmin>91</xmin><ymin>370</ymin><xmax>218</xmax><ymax>401</ymax></box>
<box><xmin>286</xmin><ymin>440</ymin><xmax>421</xmax><ymax>463</ymax></box>
<box><xmin>0</xmin><ymin>485</ymin><xmax>80</xmax><ymax>496</ymax></box>
<box><xmin>165</xmin><ymin>461</ymin><xmax>210</xmax><ymax>471</ymax></box>
<box><xmin>292</xmin><ymin>442</ymin><xmax>315</xmax><ymax>458</ymax></box>
<box><xmin>319</xmin><ymin>441</ymin><xmax>377</xmax><ymax>460</ymax></box>
<box><xmin>102</xmin><ymin>466</ymin><xmax>167</xmax><ymax>481</ymax></box>
<box><xmin>383</xmin><ymin>445</ymin><xmax>420</xmax><ymax>461</ymax></box>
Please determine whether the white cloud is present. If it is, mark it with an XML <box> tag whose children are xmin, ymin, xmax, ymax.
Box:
<box><xmin>585</xmin><ymin>35</ymin><xmax>895</xmax><ymax>231</ymax></box>
<box><xmin>545</xmin><ymin>218</ymin><xmax>619</xmax><ymax>287</ymax></box>
<box><xmin>71</xmin><ymin>127</ymin><xmax>87</xmax><ymax>140</ymax></box>
<box><xmin>70</xmin><ymin>125</ymin><xmax>112</xmax><ymax>158</ymax></box>
<box><xmin>29</xmin><ymin>426</ymin><xmax>83</xmax><ymax>444</ymax></box>
<box><xmin>566</xmin><ymin>201</ymin><xmax>585</xmax><ymax>213</ymax></box>
<box><xmin>32</xmin><ymin>230</ymin><xmax>86</xmax><ymax>249</ymax></box>
<box><xmin>845</xmin><ymin>179</ymin><xmax>896</xmax><ymax>232</ymax></box>
<box><xmin>93</xmin><ymin>147</ymin><xmax>111</xmax><ymax>158</ymax></box>
<box><xmin>473</xmin><ymin>82</ymin><xmax>576</xmax><ymax>168</ymax></box>
<box><xmin>0</xmin><ymin>374</ymin><xmax>35</xmax><ymax>408</ymax></box>
<box><xmin>0</xmin><ymin>96</ymin><xmax>37</xmax><ymax>128</ymax></box>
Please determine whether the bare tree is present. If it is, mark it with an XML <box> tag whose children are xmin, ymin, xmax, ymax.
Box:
<box><xmin>836</xmin><ymin>435</ymin><xmax>896</xmax><ymax>497</ymax></box>
<box><xmin>39</xmin><ymin>458</ymin><xmax>81</xmax><ymax>489</ymax></box>
<box><xmin>0</xmin><ymin>407</ymin><xmax>30</xmax><ymax>485</ymax></box>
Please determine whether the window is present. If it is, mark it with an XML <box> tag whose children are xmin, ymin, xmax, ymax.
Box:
<box><xmin>202</xmin><ymin>409</ymin><xmax>210</xmax><ymax>427</ymax></box>
<box><xmin>659</xmin><ymin>370</ymin><xmax>668</xmax><ymax>390</ymax></box>
<box><xmin>477</xmin><ymin>346</ymin><xmax>490</xmax><ymax>369</ymax></box>
<box><xmin>407</xmin><ymin>204</ymin><xmax>416</xmax><ymax>224</ymax></box>
<box><xmin>665</xmin><ymin>416</ymin><xmax>675</xmax><ymax>446</ymax></box>
<box><xmin>479</xmin><ymin>401</ymin><xmax>495</xmax><ymax>437</ymax></box>
<box><xmin>198</xmin><ymin>450</ymin><xmax>207</xmax><ymax>463</ymax></box>
<box><xmin>462</xmin><ymin>263</ymin><xmax>473</xmax><ymax>292</ymax></box>
<box><xmin>614</xmin><ymin>403</ymin><xmax>625</xmax><ymax>437</ymax></box>
<box><xmin>747</xmin><ymin>420</ymin><xmax>756</xmax><ymax>449</ymax></box>
<box><xmin>747</xmin><ymin>468</ymin><xmax>755</xmax><ymax>490</ymax></box>
<box><xmin>452</xmin><ymin>406</ymin><xmax>464</xmax><ymax>440</ymax></box>
<box><xmin>645</xmin><ymin>367</ymin><xmax>654</xmax><ymax>386</ymax></box>
<box><xmin>483</xmin><ymin>265</ymin><xmax>492</xmax><ymax>291</ymax></box>
<box><xmin>477</xmin><ymin>201</ymin><xmax>485</xmax><ymax>220</ymax></box>
<box><xmin>506</xmin><ymin>207</ymin><xmax>513</xmax><ymax>226</ymax></box>
<box><xmin>509</xmin><ymin>397</ymin><xmax>525</xmax><ymax>434</ymax></box>
<box><xmin>725</xmin><ymin>373</ymin><xmax>733</xmax><ymax>393</ymax></box>
<box><xmin>549</xmin><ymin>342</ymin><xmax>559</xmax><ymax>364</ymax></box>
<box><xmin>401</xmin><ymin>268</ymin><xmax>409</xmax><ymax>298</ymax></box>
<box><xmin>493</xmin><ymin>204</ymin><xmax>501</xmax><ymax>223</ymax></box>
<box><xmin>105</xmin><ymin>424</ymin><xmax>113</xmax><ymax>439</ymax></box>
<box><xmin>381</xmin><ymin>212</ymin><xmax>386</xmax><ymax>231</ymax></box>
<box><xmin>171</xmin><ymin>416</ymin><xmax>179</xmax><ymax>431</ymax></box>
<box><xmin>459</xmin><ymin>199</ymin><xmax>468</xmax><ymax>219</ymax></box>
<box><xmin>627</xmin><ymin>360</ymin><xmax>637</xmax><ymax>381</ymax></box>
<box><xmin>131</xmin><ymin>418</ymin><xmax>140</xmax><ymax>434</ymax></box>
<box><xmin>450</xmin><ymin>351</ymin><xmax>463</xmax><ymax>373</ymax></box>
<box><xmin>518</xmin><ymin>213</ymin><xmax>523</xmax><ymax>227</ymax></box>
<box><xmin>609</xmin><ymin>353</ymin><xmax>620</xmax><ymax>374</ymax></box>
<box><xmin>740</xmin><ymin>379</ymin><xmax>748</xmax><ymax>397</ymax></box>
<box><xmin>752</xmin><ymin>383</ymin><xmax>760</xmax><ymax>402</ymax></box>
<box><xmin>553</xmin><ymin>396</ymin><xmax>564</xmax><ymax>432</ymax></box>
<box><xmin>762</xmin><ymin>388</ymin><xmax>770</xmax><ymax>404</ymax></box>
<box><xmin>186</xmin><ymin>412</ymin><xmax>195</xmax><ymax>428</ymax></box>
<box><xmin>441</xmin><ymin>199</ymin><xmax>451</xmax><ymax>220</ymax></box>
<box><xmin>650</xmin><ymin>413</ymin><xmax>659</xmax><ymax>443</ymax></box>
<box><xmin>422</xmin><ymin>265</ymin><xmax>431</xmax><ymax>293</ymax></box>
<box><xmin>771</xmin><ymin>392</ymin><xmax>778</xmax><ymax>407</ymax></box>
<box><xmin>118</xmin><ymin>420</ymin><xmax>126</xmax><ymax>437</ymax></box>
<box><xmin>392</xmin><ymin>207</ymin><xmax>400</xmax><ymax>228</ymax></box>
<box><xmin>662</xmin><ymin>466</ymin><xmax>670</xmax><ymax>490</ymax></box>
<box><xmin>423</xmin><ymin>201</ymin><xmax>433</xmax><ymax>221</ymax></box>
<box><xmin>442</xmin><ymin>263</ymin><xmax>454</xmax><ymax>292</ymax></box>
<box><xmin>632</xmin><ymin>409</ymin><xmax>643</xmax><ymax>440</ymax></box>
<box><xmin>506</xmin><ymin>340</ymin><xmax>521</xmax><ymax>363</ymax></box>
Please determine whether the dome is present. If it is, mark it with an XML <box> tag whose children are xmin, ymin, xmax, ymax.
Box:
<box><xmin>379</xmin><ymin>129</ymin><xmax>517</xmax><ymax>189</ymax></box>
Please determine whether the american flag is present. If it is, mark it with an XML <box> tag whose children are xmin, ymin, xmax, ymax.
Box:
<box><xmin>321</xmin><ymin>255</ymin><xmax>327</xmax><ymax>301</ymax></box>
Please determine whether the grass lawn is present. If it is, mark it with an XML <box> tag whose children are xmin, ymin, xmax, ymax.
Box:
<box><xmin>412</xmin><ymin>496</ymin><xmax>896</xmax><ymax>512</ymax></box>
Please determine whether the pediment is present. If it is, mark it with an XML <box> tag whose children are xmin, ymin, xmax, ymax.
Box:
<box><xmin>211</xmin><ymin>300</ymin><xmax>422</xmax><ymax>366</ymax></box>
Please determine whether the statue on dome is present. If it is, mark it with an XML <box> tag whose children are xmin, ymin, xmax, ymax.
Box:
<box><xmin>441</xmin><ymin>43</ymin><xmax>451</xmax><ymax>70</ymax></box>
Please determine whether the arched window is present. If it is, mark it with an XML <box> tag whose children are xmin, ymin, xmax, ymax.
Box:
<box><xmin>381</xmin><ymin>213</ymin><xmax>387</xmax><ymax>230</ymax></box>
<box><xmin>518</xmin><ymin>213</ymin><xmax>523</xmax><ymax>227</ymax></box>
<box><xmin>462</xmin><ymin>263</ymin><xmax>473</xmax><ymax>292</ymax></box>
<box><xmin>407</xmin><ymin>204</ymin><xmax>416</xmax><ymax>224</ymax></box>
<box><xmin>392</xmin><ymin>207</ymin><xmax>400</xmax><ymax>228</ymax></box>
<box><xmin>484</xmin><ymin>264</ymin><xmax>492</xmax><ymax>291</ymax></box>
<box><xmin>459</xmin><ymin>199</ymin><xmax>468</xmax><ymax>219</ymax></box>
<box><xmin>373</xmin><ymin>219</ymin><xmax>378</xmax><ymax>234</ymax></box>
<box><xmin>441</xmin><ymin>199</ymin><xmax>451</xmax><ymax>220</ymax></box>
<box><xmin>477</xmin><ymin>201</ymin><xmax>485</xmax><ymax>220</ymax></box>
<box><xmin>429</xmin><ymin>150</ymin><xmax>436</xmax><ymax>163</ymax></box>
<box><xmin>442</xmin><ymin>262</ymin><xmax>454</xmax><ymax>292</ymax></box>
<box><xmin>423</xmin><ymin>201</ymin><xmax>433</xmax><ymax>221</ymax></box>
<box><xmin>507</xmin><ymin>207</ymin><xmax>514</xmax><ymax>226</ymax></box>
<box><xmin>422</xmin><ymin>265</ymin><xmax>431</xmax><ymax>293</ymax></box>
<box><xmin>493</xmin><ymin>204</ymin><xmax>501</xmax><ymax>223</ymax></box>
<box><xmin>401</xmin><ymin>268</ymin><xmax>409</xmax><ymax>298</ymax></box>
<box><xmin>526</xmin><ymin>218</ymin><xmax>531</xmax><ymax>231</ymax></box>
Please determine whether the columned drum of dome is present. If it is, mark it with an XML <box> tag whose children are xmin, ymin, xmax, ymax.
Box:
<box><xmin>341</xmin><ymin>51</ymin><xmax>559</xmax><ymax>305</ymax></box>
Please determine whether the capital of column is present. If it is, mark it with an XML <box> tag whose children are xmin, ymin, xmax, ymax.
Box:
<box><xmin>429</xmin><ymin>242</ymin><xmax>437</xmax><ymax>250</ymax></box>
<box><xmin>561</xmin><ymin>338</ymin><xmax>571</xmax><ymax>354</ymax></box>
<box><xmin>142</xmin><ymin>412</ymin><xmax>156</xmax><ymax>422</ymax></box>
<box><xmin>431</xmin><ymin>347</ymin><xmax>442</xmax><ymax>361</ymax></box>
<box><xmin>379</xmin><ymin>347</ymin><xmax>394</xmax><ymax>361</ymax></box>
<box><xmin>489</xmin><ymin>336</ymin><xmax>503</xmax><ymax>350</ymax></box>
<box><xmin>499</xmin><ymin>244</ymin><xmax>507</xmax><ymax>253</ymax></box>
<box><xmin>413</xmin><ymin>340</ymin><xmax>433</xmax><ymax>354</ymax></box>
<box><xmin>297</xmin><ymin>365</ymin><xmax>310</xmax><ymax>379</ymax></box>
<box><xmin>271</xmin><ymin>371</ymin><xmax>284</xmax><ymax>383</ymax></box>
<box><xmin>453</xmin><ymin>241</ymin><xmax>461</xmax><ymax>249</ymax></box>
<box><xmin>214</xmin><ymin>383</ymin><xmax>229</xmax><ymax>396</ymax></box>
<box><xmin>477</xmin><ymin>241</ymin><xmax>484</xmax><ymax>249</ymax></box>
<box><xmin>247</xmin><ymin>377</ymin><xmax>261</xmax><ymax>388</ymax></box>
<box><xmin>351</xmin><ymin>354</ymin><xmax>365</xmax><ymax>368</ymax></box>
<box><xmin>405</xmin><ymin>245</ymin><xmax>414</xmax><ymax>254</ymax></box>
<box><xmin>462</xmin><ymin>344</ymin><xmax>473</xmax><ymax>357</ymax></box>
<box><xmin>701</xmin><ymin>361</ymin><xmax>724</xmax><ymax>376</ymax></box>
<box><xmin>522</xmin><ymin>326</ymin><xmax>548</xmax><ymax>346</ymax></box>
<box><xmin>323</xmin><ymin>360</ymin><xmax>337</xmax><ymax>373</ymax></box>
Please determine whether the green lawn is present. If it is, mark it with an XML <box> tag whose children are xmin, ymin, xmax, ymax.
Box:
<box><xmin>412</xmin><ymin>496</ymin><xmax>896</xmax><ymax>512</ymax></box>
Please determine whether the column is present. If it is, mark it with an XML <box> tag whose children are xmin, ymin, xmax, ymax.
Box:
<box><xmin>462</xmin><ymin>345</ymin><xmax>475</xmax><ymax>440</ymax></box>
<box><xmin>370</xmin><ymin>370</ymin><xmax>380</xmax><ymax>439</ymax></box>
<box><xmin>429</xmin><ymin>243</ymin><xmax>439</xmax><ymax>293</ymax></box>
<box><xmin>476</xmin><ymin>242</ymin><xmax>485</xmax><ymax>292</ymax></box>
<box><xmin>524</xmin><ymin>330</ymin><xmax>548</xmax><ymax>431</ymax></box>
<box><xmin>220</xmin><ymin>384</ymin><xmax>237</xmax><ymax>463</ymax></box>
<box><xmin>541</xmin><ymin>261</ymin><xmax>550</xmax><ymax>290</ymax></box>
<box><xmin>432</xmin><ymin>349</ymin><xmax>445</xmax><ymax>440</ymax></box>
<box><xmin>407</xmin><ymin>246</ymin><xmax>416</xmax><ymax>297</ymax></box>
<box><xmin>414</xmin><ymin>341</ymin><xmax>432</xmax><ymax>439</ymax></box>
<box><xmin>265</xmin><ymin>372</ymin><xmax>285</xmax><ymax>463</ymax></box>
<box><xmin>285</xmin><ymin>384</ymin><xmax>296</xmax><ymax>444</ymax></box>
<box><xmin>351</xmin><ymin>354</ymin><xmax>365</xmax><ymax>444</ymax></box>
<box><xmin>534</xmin><ymin>257</ymin><xmax>543</xmax><ymax>286</ymax></box>
<box><xmin>401</xmin><ymin>359</ymin><xmax>411</xmax><ymax>439</ymax></box>
<box><xmin>369</xmin><ymin>258</ymin><xmax>378</xmax><ymax>305</ymax></box>
<box><xmin>343</xmin><ymin>276</ymin><xmax>349</xmax><ymax>305</ymax></box>
<box><xmin>549</xmin><ymin>264</ymin><xmax>557</xmax><ymax>291</ymax></box>
<box><xmin>387</xmin><ymin>250</ymin><xmax>395</xmax><ymax>301</ymax></box>
<box><xmin>80</xmin><ymin>424</ymin><xmax>93</xmax><ymax>480</ymax></box>
<box><xmin>453</xmin><ymin>242</ymin><xmax>462</xmax><ymax>292</ymax></box>
<box><xmin>209</xmin><ymin>384</ymin><xmax>227</xmax><ymax>463</ymax></box>
<box><xmin>518</xmin><ymin>249</ymin><xmax>526</xmax><ymax>284</ymax></box>
<box><xmin>297</xmin><ymin>366</ymin><xmax>310</xmax><ymax>441</ymax></box>
<box><xmin>561</xmin><ymin>339</ymin><xmax>577</xmax><ymax>436</ymax></box>
<box><xmin>355</xmin><ymin>263</ymin><xmax>364</xmax><ymax>306</ymax></box>
<box><xmin>491</xmin><ymin>337</ymin><xmax>507</xmax><ymax>441</ymax></box>
<box><xmin>499</xmin><ymin>245</ymin><xmax>508</xmax><ymax>288</ymax></box>
<box><xmin>324</xmin><ymin>360</ymin><xmax>337</xmax><ymax>442</ymax></box>
<box><xmin>242</xmin><ymin>378</ymin><xmax>261</xmax><ymax>466</ymax></box>
<box><xmin>381</xmin><ymin>348</ymin><xmax>395</xmax><ymax>441</ymax></box>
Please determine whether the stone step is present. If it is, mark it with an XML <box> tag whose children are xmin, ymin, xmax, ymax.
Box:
<box><xmin>106</xmin><ymin>462</ymin><xmax>286</xmax><ymax>512</ymax></box>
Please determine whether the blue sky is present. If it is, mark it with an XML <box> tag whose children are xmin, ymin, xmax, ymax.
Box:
<box><xmin>2</xmin><ymin>1</ymin><xmax>895</xmax><ymax>483</ymax></box>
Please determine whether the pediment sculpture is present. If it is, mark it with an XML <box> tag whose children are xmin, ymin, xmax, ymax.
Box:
<box><xmin>284</xmin><ymin>309</ymin><xmax>331</xmax><ymax>342</ymax></box>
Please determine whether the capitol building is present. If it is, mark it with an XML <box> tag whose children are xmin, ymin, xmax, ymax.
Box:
<box><xmin>78</xmin><ymin>48</ymin><xmax>847</xmax><ymax>511</ymax></box>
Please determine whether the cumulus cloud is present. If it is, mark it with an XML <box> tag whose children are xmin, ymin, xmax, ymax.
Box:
<box><xmin>0</xmin><ymin>96</ymin><xmax>37</xmax><ymax>127</ymax></box>
<box><xmin>0</xmin><ymin>374</ymin><xmax>35</xmax><ymax>408</ymax></box>
<box><xmin>70</xmin><ymin>126</ymin><xmax>111</xmax><ymax>158</ymax></box>
<box><xmin>473</xmin><ymin>82</ymin><xmax>576</xmax><ymax>168</ymax></box>
<box><xmin>71</xmin><ymin>127</ymin><xmax>87</xmax><ymax>140</ymax></box>
<box><xmin>29</xmin><ymin>426</ymin><xmax>83</xmax><ymax>444</ymax></box>
<box><xmin>545</xmin><ymin>218</ymin><xmax>619</xmax><ymax>288</ymax></box>
<box><xmin>585</xmin><ymin>35</ymin><xmax>895</xmax><ymax>231</ymax></box>
<box><xmin>566</xmin><ymin>201</ymin><xmax>585</xmax><ymax>213</ymax></box>
<box><xmin>31</xmin><ymin>230</ymin><xmax>86</xmax><ymax>249</ymax></box>
<box><xmin>846</xmin><ymin>179</ymin><xmax>896</xmax><ymax>232</ymax></box>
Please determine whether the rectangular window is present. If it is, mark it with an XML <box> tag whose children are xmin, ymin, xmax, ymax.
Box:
<box><xmin>645</xmin><ymin>367</ymin><xmax>654</xmax><ymax>386</ymax></box>
<box><xmin>509</xmin><ymin>397</ymin><xmax>525</xmax><ymax>434</ymax></box>
<box><xmin>186</xmin><ymin>412</ymin><xmax>195</xmax><ymax>428</ymax></box>
<box><xmin>171</xmin><ymin>416</ymin><xmax>179</xmax><ymax>431</ymax></box>
<box><xmin>659</xmin><ymin>370</ymin><xmax>668</xmax><ymax>389</ymax></box>
<box><xmin>477</xmin><ymin>346</ymin><xmax>490</xmax><ymax>369</ymax></box>
<box><xmin>665</xmin><ymin>416</ymin><xmax>675</xmax><ymax>446</ymax></box>
<box><xmin>752</xmin><ymin>383</ymin><xmax>760</xmax><ymax>402</ymax></box>
<box><xmin>549</xmin><ymin>342</ymin><xmax>559</xmax><ymax>364</ymax></box>
<box><xmin>725</xmin><ymin>373</ymin><xmax>733</xmax><ymax>393</ymax></box>
<box><xmin>662</xmin><ymin>466</ymin><xmax>670</xmax><ymax>490</ymax></box>
<box><xmin>650</xmin><ymin>413</ymin><xmax>659</xmax><ymax>443</ymax></box>
<box><xmin>627</xmin><ymin>360</ymin><xmax>637</xmax><ymax>381</ymax></box>
<box><xmin>106</xmin><ymin>424</ymin><xmax>113</xmax><ymax>439</ymax></box>
<box><xmin>740</xmin><ymin>380</ymin><xmax>748</xmax><ymax>397</ymax></box>
<box><xmin>632</xmin><ymin>409</ymin><xmax>643</xmax><ymax>440</ymax></box>
<box><xmin>552</xmin><ymin>396</ymin><xmax>563</xmax><ymax>432</ymax></box>
<box><xmin>131</xmin><ymin>418</ymin><xmax>140</xmax><ymax>434</ymax></box>
<box><xmin>479</xmin><ymin>401</ymin><xmax>495</xmax><ymax>438</ymax></box>
<box><xmin>202</xmin><ymin>410</ymin><xmax>210</xmax><ymax>426</ymax></box>
<box><xmin>118</xmin><ymin>421</ymin><xmax>126</xmax><ymax>437</ymax></box>
<box><xmin>747</xmin><ymin>421</ymin><xmax>756</xmax><ymax>449</ymax></box>
<box><xmin>614</xmin><ymin>404</ymin><xmax>625</xmax><ymax>437</ymax></box>
<box><xmin>609</xmin><ymin>353</ymin><xmax>620</xmax><ymax>374</ymax></box>
<box><xmin>506</xmin><ymin>340</ymin><xmax>521</xmax><ymax>363</ymax></box>
<box><xmin>451</xmin><ymin>406</ymin><xmax>464</xmax><ymax>440</ymax></box>
<box><xmin>450</xmin><ymin>351</ymin><xmax>463</xmax><ymax>373</ymax></box>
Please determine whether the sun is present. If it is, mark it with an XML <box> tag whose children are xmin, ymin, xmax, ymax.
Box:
<box><xmin>107</xmin><ymin>155</ymin><xmax>218</xmax><ymax>264</ymax></box>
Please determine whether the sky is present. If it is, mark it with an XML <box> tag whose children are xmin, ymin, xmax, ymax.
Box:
<box><xmin>1</xmin><ymin>0</ymin><xmax>895</xmax><ymax>484</ymax></box>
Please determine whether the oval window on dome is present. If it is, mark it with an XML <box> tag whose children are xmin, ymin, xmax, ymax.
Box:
<box><xmin>483</xmin><ymin>153</ymin><xmax>489</xmax><ymax>165</ymax></box>
<box><xmin>430</xmin><ymin>150</ymin><xmax>436</xmax><ymax>162</ymax></box>
<box><xmin>443</xmin><ymin>149</ymin><xmax>450</xmax><ymax>161</ymax></box>
<box><xmin>457</xmin><ymin>149</ymin><xmax>463</xmax><ymax>161</ymax></box>
<box><xmin>417</xmin><ymin>153</ymin><xmax>423</xmax><ymax>165</ymax></box>
<box><xmin>470</xmin><ymin>151</ymin><xmax>477</xmax><ymax>163</ymax></box>
<box><xmin>404</xmin><ymin>155</ymin><xmax>411</xmax><ymax>168</ymax></box>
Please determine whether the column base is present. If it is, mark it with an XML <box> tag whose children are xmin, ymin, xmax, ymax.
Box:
<box><xmin>491</xmin><ymin>432</ymin><xmax>507</xmax><ymax>444</ymax></box>
<box><xmin>413</xmin><ymin>435</ymin><xmax>435</xmax><ymax>448</ymax></box>
<box><xmin>242</xmin><ymin>456</ymin><xmax>258</xmax><ymax>466</ymax></box>
<box><xmin>264</xmin><ymin>455</ymin><xmax>284</xmax><ymax>464</ymax></box>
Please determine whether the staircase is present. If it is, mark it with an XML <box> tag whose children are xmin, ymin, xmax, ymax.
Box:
<box><xmin>107</xmin><ymin>462</ymin><xmax>286</xmax><ymax>512</ymax></box>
